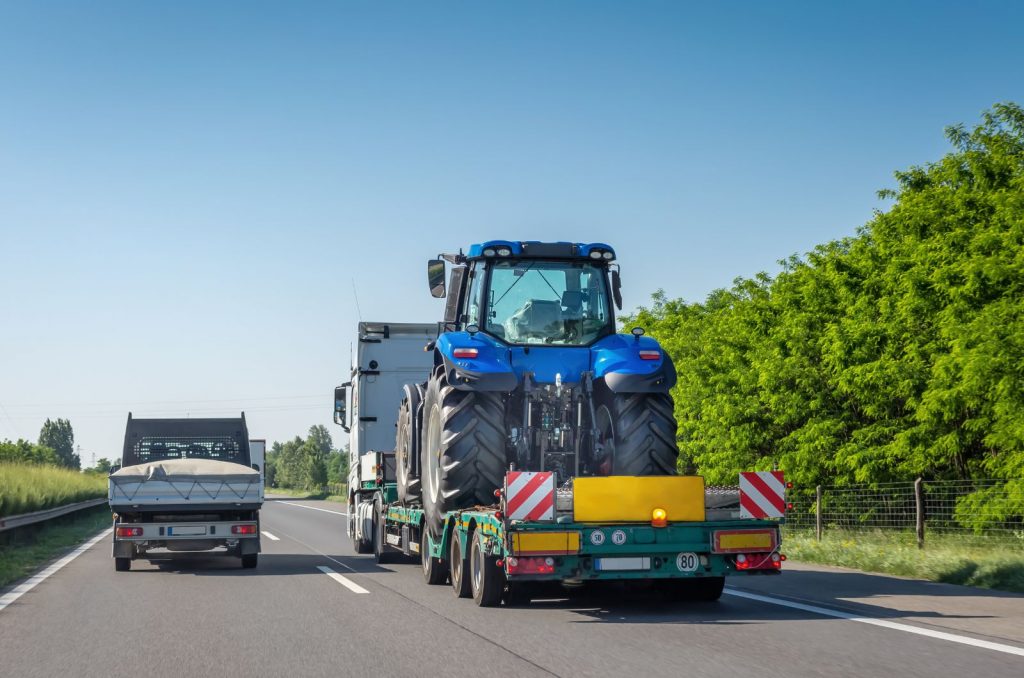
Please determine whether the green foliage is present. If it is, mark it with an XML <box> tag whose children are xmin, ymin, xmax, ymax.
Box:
<box><xmin>38</xmin><ymin>418</ymin><xmax>78</xmax><ymax>470</ymax></box>
<box><xmin>266</xmin><ymin>426</ymin><xmax>344</xmax><ymax>491</ymax></box>
<box><xmin>627</xmin><ymin>103</ymin><xmax>1024</xmax><ymax>511</ymax></box>
<box><xmin>0</xmin><ymin>439</ymin><xmax>60</xmax><ymax>466</ymax></box>
<box><xmin>0</xmin><ymin>463</ymin><xmax>107</xmax><ymax>516</ymax></box>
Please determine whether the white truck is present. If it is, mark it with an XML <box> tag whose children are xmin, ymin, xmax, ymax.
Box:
<box><xmin>109</xmin><ymin>414</ymin><xmax>264</xmax><ymax>571</ymax></box>
<box><xmin>334</xmin><ymin>321</ymin><xmax>436</xmax><ymax>552</ymax></box>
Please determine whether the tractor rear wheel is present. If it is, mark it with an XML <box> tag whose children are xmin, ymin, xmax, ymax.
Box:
<box><xmin>598</xmin><ymin>392</ymin><xmax>678</xmax><ymax>475</ymax></box>
<box><xmin>421</xmin><ymin>374</ymin><xmax>506</xmax><ymax>539</ymax></box>
<box><xmin>396</xmin><ymin>385</ymin><xmax>424</xmax><ymax>504</ymax></box>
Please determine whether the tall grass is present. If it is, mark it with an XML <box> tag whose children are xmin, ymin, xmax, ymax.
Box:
<box><xmin>0</xmin><ymin>463</ymin><xmax>107</xmax><ymax>517</ymax></box>
<box><xmin>784</xmin><ymin>529</ymin><xmax>1024</xmax><ymax>594</ymax></box>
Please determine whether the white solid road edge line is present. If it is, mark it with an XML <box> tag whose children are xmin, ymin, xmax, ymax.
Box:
<box><xmin>724</xmin><ymin>588</ymin><xmax>1024</xmax><ymax>658</ymax></box>
<box><xmin>276</xmin><ymin>501</ymin><xmax>348</xmax><ymax>516</ymax></box>
<box><xmin>260</xmin><ymin>531</ymin><xmax>280</xmax><ymax>541</ymax></box>
<box><xmin>317</xmin><ymin>565</ymin><xmax>369</xmax><ymax>594</ymax></box>
<box><xmin>0</xmin><ymin>527</ymin><xmax>113</xmax><ymax>613</ymax></box>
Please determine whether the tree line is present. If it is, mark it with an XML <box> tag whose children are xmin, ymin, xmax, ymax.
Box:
<box><xmin>0</xmin><ymin>418</ymin><xmax>81</xmax><ymax>470</ymax></box>
<box><xmin>266</xmin><ymin>424</ymin><xmax>348</xmax><ymax>490</ymax></box>
<box><xmin>628</xmin><ymin>103</ymin><xmax>1024</xmax><ymax>499</ymax></box>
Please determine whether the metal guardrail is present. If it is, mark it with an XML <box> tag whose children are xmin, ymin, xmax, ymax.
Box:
<box><xmin>0</xmin><ymin>498</ymin><xmax>109</xmax><ymax>533</ymax></box>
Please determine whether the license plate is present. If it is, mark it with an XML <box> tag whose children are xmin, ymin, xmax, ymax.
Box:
<box><xmin>594</xmin><ymin>557</ymin><xmax>651</xmax><ymax>571</ymax></box>
<box><xmin>167</xmin><ymin>526</ymin><xmax>206</xmax><ymax>536</ymax></box>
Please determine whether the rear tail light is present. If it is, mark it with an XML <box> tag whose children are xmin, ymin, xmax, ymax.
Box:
<box><xmin>232</xmin><ymin>524</ymin><xmax>257</xmax><ymax>535</ymax></box>
<box><xmin>734</xmin><ymin>552</ymin><xmax>783</xmax><ymax>571</ymax></box>
<box><xmin>638</xmin><ymin>350</ymin><xmax>661</xmax><ymax>360</ymax></box>
<box><xmin>506</xmin><ymin>556</ymin><xmax>556</xmax><ymax>575</ymax></box>
<box><xmin>452</xmin><ymin>348</ymin><xmax>479</xmax><ymax>359</ymax></box>
<box><xmin>115</xmin><ymin>526</ymin><xmax>143</xmax><ymax>538</ymax></box>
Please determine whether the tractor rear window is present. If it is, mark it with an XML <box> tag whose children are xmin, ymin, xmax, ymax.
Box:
<box><xmin>485</xmin><ymin>260</ymin><xmax>612</xmax><ymax>345</ymax></box>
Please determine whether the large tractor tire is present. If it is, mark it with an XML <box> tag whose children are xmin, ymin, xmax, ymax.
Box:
<box><xmin>596</xmin><ymin>392</ymin><xmax>678</xmax><ymax>475</ymax></box>
<box><xmin>420</xmin><ymin>373</ymin><xmax>506</xmax><ymax>539</ymax></box>
<box><xmin>395</xmin><ymin>384</ymin><xmax>424</xmax><ymax>504</ymax></box>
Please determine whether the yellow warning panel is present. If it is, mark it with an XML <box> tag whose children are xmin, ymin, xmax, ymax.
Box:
<box><xmin>573</xmin><ymin>476</ymin><xmax>705</xmax><ymax>523</ymax></box>
<box><xmin>511</xmin><ymin>531</ymin><xmax>581</xmax><ymax>555</ymax></box>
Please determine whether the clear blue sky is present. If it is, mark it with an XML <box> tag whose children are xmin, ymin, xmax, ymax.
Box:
<box><xmin>1</xmin><ymin>1</ymin><xmax>1021</xmax><ymax>462</ymax></box>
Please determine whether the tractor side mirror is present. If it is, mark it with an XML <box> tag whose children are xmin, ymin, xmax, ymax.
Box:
<box><xmin>428</xmin><ymin>259</ymin><xmax>446</xmax><ymax>298</ymax></box>
<box><xmin>611</xmin><ymin>269</ymin><xmax>623</xmax><ymax>310</ymax></box>
<box><xmin>334</xmin><ymin>383</ymin><xmax>350</xmax><ymax>432</ymax></box>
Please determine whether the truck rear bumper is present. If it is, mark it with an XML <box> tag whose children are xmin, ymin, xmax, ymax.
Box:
<box><xmin>112</xmin><ymin>520</ymin><xmax>260</xmax><ymax>558</ymax></box>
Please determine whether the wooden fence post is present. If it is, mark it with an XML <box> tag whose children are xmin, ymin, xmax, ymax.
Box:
<box><xmin>816</xmin><ymin>485</ymin><xmax>823</xmax><ymax>541</ymax></box>
<box><xmin>915</xmin><ymin>477</ymin><xmax>925</xmax><ymax>549</ymax></box>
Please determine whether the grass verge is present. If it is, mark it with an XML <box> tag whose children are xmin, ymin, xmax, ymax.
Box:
<box><xmin>784</xmin><ymin>530</ymin><xmax>1024</xmax><ymax>594</ymax></box>
<box><xmin>266</xmin><ymin>486</ymin><xmax>347</xmax><ymax>504</ymax></box>
<box><xmin>0</xmin><ymin>463</ymin><xmax>107</xmax><ymax>516</ymax></box>
<box><xmin>0</xmin><ymin>506</ymin><xmax>111</xmax><ymax>589</ymax></box>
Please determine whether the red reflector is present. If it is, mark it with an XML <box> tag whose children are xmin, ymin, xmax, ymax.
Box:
<box><xmin>232</xmin><ymin>524</ymin><xmax>257</xmax><ymax>535</ymax></box>
<box><xmin>115</xmin><ymin>526</ymin><xmax>142</xmax><ymax>537</ymax></box>
<box><xmin>638</xmin><ymin>350</ymin><xmax>660</xmax><ymax>360</ymax></box>
<box><xmin>452</xmin><ymin>348</ymin><xmax>479</xmax><ymax>359</ymax></box>
<box><xmin>506</xmin><ymin>556</ymin><xmax>555</xmax><ymax>575</ymax></box>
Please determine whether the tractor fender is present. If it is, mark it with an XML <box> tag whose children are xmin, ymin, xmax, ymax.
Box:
<box><xmin>591</xmin><ymin>334</ymin><xmax>677</xmax><ymax>393</ymax></box>
<box><xmin>435</xmin><ymin>332</ymin><xmax>518</xmax><ymax>392</ymax></box>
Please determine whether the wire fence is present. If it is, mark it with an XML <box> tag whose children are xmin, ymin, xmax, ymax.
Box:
<box><xmin>784</xmin><ymin>479</ymin><xmax>1024</xmax><ymax>549</ymax></box>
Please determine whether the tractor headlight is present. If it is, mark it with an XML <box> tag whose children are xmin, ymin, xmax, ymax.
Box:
<box><xmin>483</xmin><ymin>248</ymin><xmax>496</xmax><ymax>257</ymax></box>
<box><xmin>497</xmin><ymin>247</ymin><xmax>512</xmax><ymax>256</ymax></box>
<box><xmin>589</xmin><ymin>250</ymin><xmax>603</xmax><ymax>259</ymax></box>
<box><xmin>602</xmin><ymin>251</ymin><xmax>614</xmax><ymax>260</ymax></box>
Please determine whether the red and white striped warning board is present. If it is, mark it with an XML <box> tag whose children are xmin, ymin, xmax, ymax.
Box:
<box><xmin>505</xmin><ymin>471</ymin><xmax>555</xmax><ymax>522</ymax></box>
<box><xmin>739</xmin><ymin>471</ymin><xmax>787</xmax><ymax>519</ymax></box>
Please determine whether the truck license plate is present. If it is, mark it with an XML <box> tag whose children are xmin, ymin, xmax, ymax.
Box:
<box><xmin>167</xmin><ymin>526</ymin><xmax>206</xmax><ymax>536</ymax></box>
<box><xmin>594</xmin><ymin>557</ymin><xmax>651</xmax><ymax>571</ymax></box>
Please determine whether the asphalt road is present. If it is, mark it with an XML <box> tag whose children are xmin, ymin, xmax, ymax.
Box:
<box><xmin>1</xmin><ymin>497</ymin><xmax>1022</xmax><ymax>678</ymax></box>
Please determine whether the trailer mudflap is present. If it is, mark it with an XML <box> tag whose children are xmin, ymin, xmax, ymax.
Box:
<box><xmin>572</xmin><ymin>476</ymin><xmax>705</xmax><ymax>523</ymax></box>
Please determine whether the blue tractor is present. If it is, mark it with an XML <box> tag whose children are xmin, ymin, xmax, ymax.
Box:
<box><xmin>396</xmin><ymin>241</ymin><xmax>679</xmax><ymax>538</ymax></box>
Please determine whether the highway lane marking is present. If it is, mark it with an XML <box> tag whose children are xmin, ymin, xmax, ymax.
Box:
<box><xmin>318</xmin><ymin>565</ymin><xmax>369</xmax><ymax>594</ymax></box>
<box><xmin>276</xmin><ymin>501</ymin><xmax>348</xmax><ymax>516</ymax></box>
<box><xmin>261</xmin><ymin>531</ymin><xmax>280</xmax><ymax>541</ymax></box>
<box><xmin>724</xmin><ymin>588</ymin><xmax>1024</xmax><ymax>658</ymax></box>
<box><xmin>0</xmin><ymin>528</ymin><xmax>112</xmax><ymax>613</ymax></box>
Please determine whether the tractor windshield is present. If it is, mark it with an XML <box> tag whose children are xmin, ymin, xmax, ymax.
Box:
<box><xmin>482</xmin><ymin>260</ymin><xmax>613</xmax><ymax>345</ymax></box>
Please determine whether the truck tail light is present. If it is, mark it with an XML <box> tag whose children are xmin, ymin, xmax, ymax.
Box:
<box><xmin>232</xmin><ymin>524</ymin><xmax>257</xmax><ymax>535</ymax></box>
<box><xmin>115</xmin><ymin>526</ymin><xmax>143</xmax><ymax>537</ymax></box>
<box><xmin>638</xmin><ymin>350</ymin><xmax>660</xmax><ymax>360</ymax></box>
<box><xmin>735</xmin><ymin>552</ymin><xmax>782</xmax><ymax>571</ymax></box>
<box><xmin>506</xmin><ymin>556</ymin><xmax>556</xmax><ymax>575</ymax></box>
<box><xmin>452</xmin><ymin>348</ymin><xmax>478</xmax><ymax>359</ymax></box>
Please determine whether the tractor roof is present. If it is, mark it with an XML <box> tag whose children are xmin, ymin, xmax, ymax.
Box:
<box><xmin>465</xmin><ymin>240</ymin><xmax>616</xmax><ymax>261</ymax></box>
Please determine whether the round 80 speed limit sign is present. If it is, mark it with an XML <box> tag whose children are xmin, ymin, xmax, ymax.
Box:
<box><xmin>676</xmin><ymin>552</ymin><xmax>700</xmax><ymax>572</ymax></box>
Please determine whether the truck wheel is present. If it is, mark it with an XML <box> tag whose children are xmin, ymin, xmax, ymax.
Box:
<box><xmin>449</xmin><ymin>532</ymin><xmax>472</xmax><ymax>598</ymax></box>
<box><xmin>470</xmin><ymin>531</ymin><xmax>504</xmax><ymax>607</ymax></box>
<box><xmin>373</xmin><ymin>495</ymin><xmax>394</xmax><ymax>565</ymax></box>
<box><xmin>421</xmin><ymin>374</ymin><xmax>505</xmax><ymax>539</ymax></box>
<box><xmin>598</xmin><ymin>392</ymin><xmax>678</xmax><ymax>475</ymax></box>
<box><xmin>114</xmin><ymin>557</ymin><xmax>131</xmax><ymax>572</ymax></box>
<box><xmin>241</xmin><ymin>554</ymin><xmax>258</xmax><ymax>569</ymax></box>
<box><xmin>351</xmin><ymin>500</ymin><xmax>373</xmax><ymax>554</ymax></box>
<box><xmin>421</xmin><ymin>528</ymin><xmax>448</xmax><ymax>585</ymax></box>
<box><xmin>396</xmin><ymin>386</ymin><xmax>423</xmax><ymax>504</ymax></box>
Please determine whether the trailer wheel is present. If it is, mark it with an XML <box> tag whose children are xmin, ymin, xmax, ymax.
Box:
<box><xmin>598</xmin><ymin>392</ymin><xmax>678</xmax><ymax>475</ymax></box>
<box><xmin>470</xmin><ymin>531</ymin><xmax>504</xmax><ymax>607</ymax></box>
<box><xmin>373</xmin><ymin>495</ymin><xmax>394</xmax><ymax>564</ymax></box>
<box><xmin>114</xmin><ymin>557</ymin><xmax>131</xmax><ymax>572</ymax></box>
<box><xmin>449</xmin><ymin>532</ymin><xmax>472</xmax><ymax>598</ymax></box>
<box><xmin>351</xmin><ymin>499</ymin><xmax>372</xmax><ymax>554</ymax></box>
<box><xmin>421</xmin><ymin>527</ymin><xmax>448</xmax><ymax>585</ymax></box>
<box><xmin>421</xmin><ymin>374</ymin><xmax>506</xmax><ymax>539</ymax></box>
<box><xmin>396</xmin><ymin>385</ymin><xmax>423</xmax><ymax>504</ymax></box>
<box><xmin>241</xmin><ymin>554</ymin><xmax>258</xmax><ymax>569</ymax></box>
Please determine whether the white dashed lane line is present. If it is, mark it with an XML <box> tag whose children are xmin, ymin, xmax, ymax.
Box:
<box><xmin>318</xmin><ymin>565</ymin><xmax>369</xmax><ymax>594</ymax></box>
<box><xmin>261</xmin><ymin>531</ymin><xmax>280</xmax><ymax>541</ymax></box>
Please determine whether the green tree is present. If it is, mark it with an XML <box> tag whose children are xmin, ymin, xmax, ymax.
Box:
<box><xmin>38</xmin><ymin>418</ymin><xmax>78</xmax><ymax>469</ymax></box>
<box><xmin>0</xmin><ymin>439</ymin><xmax>59</xmax><ymax>466</ymax></box>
